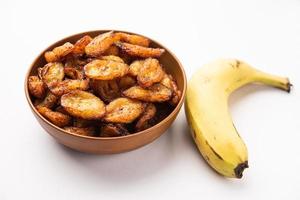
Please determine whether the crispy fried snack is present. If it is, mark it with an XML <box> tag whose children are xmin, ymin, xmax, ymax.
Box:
<box><xmin>100</xmin><ymin>55</ymin><xmax>124</xmax><ymax>63</ymax></box>
<box><xmin>49</xmin><ymin>79</ymin><xmax>89</xmax><ymax>96</ymax></box>
<box><xmin>128</xmin><ymin>60</ymin><xmax>144</xmax><ymax>76</ymax></box>
<box><xmin>29</xmin><ymin>31</ymin><xmax>181</xmax><ymax>136</ymax></box>
<box><xmin>123</xmin><ymin>83</ymin><xmax>172</xmax><ymax>102</ymax></box>
<box><xmin>90</xmin><ymin>79</ymin><xmax>120</xmax><ymax>102</ymax></box>
<box><xmin>85</xmin><ymin>31</ymin><xmax>117</xmax><ymax>57</ymax></box>
<box><xmin>115</xmin><ymin>42</ymin><xmax>165</xmax><ymax>58</ymax></box>
<box><xmin>84</xmin><ymin>59</ymin><xmax>128</xmax><ymax>80</ymax></box>
<box><xmin>37</xmin><ymin>106</ymin><xmax>71</xmax><ymax>127</ymax></box>
<box><xmin>72</xmin><ymin>35</ymin><xmax>92</xmax><ymax>56</ymax></box>
<box><xmin>160</xmin><ymin>74</ymin><xmax>181</xmax><ymax>105</ymax></box>
<box><xmin>39</xmin><ymin>62</ymin><xmax>64</xmax><ymax>87</ymax></box>
<box><xmin>115</xmin><ymin>32</ymin><xmax>150</xmax><ymax>47</ymax></box>
<box><xmin>44</xmin><ymin>42</ymin><xmax>74</xmax><ymax>63</ymax></box>
<box><xmin>64</xmin><ymin>126</ymin><xmax>95</xmax><ymax>136</ymax></box>
<box><xmin>118</xmin><ymin>75</ymin><xmax>136</xmax><ymax>90</ymax></box>
<box><xmin>100</xmin><ymin>123</ymin><xmax>129</xmax><ymax>137</ymax></box>
<box><xmin>36</xmin><ymin>92</ymin><xmax>58</xmax><ymax>109</ymax></box>
<box><xmin>103</xmin><ymin>45</ymin><xmax>119</xmax><ymax>56</ymax></box>
<box><xmin>28</xmin><ymin>76</ymin><xmax>47</xmax><ymax>99</ymax></box>
<box><xmin>137</xmin><ymin>58</ymin><xmax>164</xmax><ymax>87</ymax></box>
<box><xmin>104</xmin><ymin>98</ymin><xmax>144</xmax><ymax>123</ymax></box>
<box><xmin>61</xmin><ymin>90</ymin><xmax>105</xmax><ymax>120</ymax></box>
<box><xmin>64</xmin><ymin>67</ymin><xmax>84</xmax><ymax>79</ymax></box>
<box><xmin>135</xmin><ymin>103</ymin><xmax>156</xmax><ymax>131</ymax></box>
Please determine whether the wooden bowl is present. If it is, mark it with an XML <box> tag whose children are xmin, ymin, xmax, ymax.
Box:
<box><xmin>24</xmin><ymin>30</ymin><xmax>186</xmax><ymax>154</ymax></box>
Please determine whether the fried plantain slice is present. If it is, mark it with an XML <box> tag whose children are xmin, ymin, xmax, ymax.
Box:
<box><xmin>84</xmin><ymin>59</ymin><xmax>128</xmax><ymax>80</ymax></box>
<box><xmin>37</xmin><ymin>106</ymin><xmax>71</xmax><ymax>127</ymax></box>
<box><xmin>115</xmin><ymin>32</ymin><xmax>150</xmax><ymax>47</ymax></box>
<box><xmin>61</xmin><ymin>90</ymin><xmax>105</xmax><ymax>120</ymax></box>
<box><xmin>28</xmin><ymin>76</ymin><xmax>47</xmax><ymax>99</ymax></box>
<box><xmin>128</xmin><ymin>60</ymin><xmax>144</xmax><ymax>76</ymax></box>
<box><xmin>49</xmin><ymin>79</ymin><xmax>89</xmax><ymax>96</ymax></box>
<box><xmin>104</xmin><ymin>98</ymin><xmax>144</xmax><ymax>123</ymax></box>
<box><xmin>72</xmin><ymin>35</ymin><xmax>92</xmax><ymax>56</ymax></box>
<box><xmin>44</xmin><ymin>42</ymin><xmax>74</xmax><ymax>63</ymax></box>
<box><xmin>85</xmin><ymin>31</ymin><xmax>118</xmax><ymax>57</ymax></box>
<box><xmin>115</xmin><ymin>42</ymin><xmax>165</xmax><ymax>58</ymax></box>
<box><xmin>137</xmin><ymin>58</ymin><xmax>164</xmax><ymax>87</ymax></box>
<box><xmin>64</xmin><ymin>126</ymin><xmax>95</xmax><ymax>136</ymax></box>
<box><xmin>64</xmin><ymin>67</ymin><xmax>84</xmax><ymax>79</ymax></box>
<box><xmin>100</xmin><ymin>55</ymin><xmax>124</xmax><ymax>63</ymax></box>
<box><xmin>118</xmin><ymin>75</ymin><xmax>136</xmax><ymax>90</ymax></box>
<box><xmin>90</xmin><ymin>79</ymin><xmax>120</xmax><ymax>102</ymax></box>
<box><xmin>103</xmin><ymin>45</ymin><xmax>119</xmax><ymax>56</ymax></box>
<box><xmin>135</xmin><ymin>103</ymin><xmax>156</xmax><ymax>132</ymax></box>
<box><xmin>100</xmin><ymin>123</ymin><xmax>129</xmax><ymax>137</ymax></box>
<box><xmin>160</xmin><ymin>73</ymin><xmax>181</xmax><ymax>105</ymax></box>
<box><xmin>123</xmin><ymin>83</ymin><xmax>172</xmax><ymax>102</ymax></box>
<box><xmin>39</xmin><ymin>62</ymin><xmax>64</xmax><ymax>87</ymax></box>
<box><xmin>36</xmin><ymin>92</ymin><xmax>58</xmax><ymax>109</ymax></box>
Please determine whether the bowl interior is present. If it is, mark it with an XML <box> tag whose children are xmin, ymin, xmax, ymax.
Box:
<box><xmin>26</xmin><ymin>30</ymin><xmax>186</xmax><ymax>140</ymax></box>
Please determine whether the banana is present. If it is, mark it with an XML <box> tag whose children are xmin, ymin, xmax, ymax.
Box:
<box><xmin>185</xmin><ymin>59</ymin><xmax>291</xmax><ymax>178</ymax></box>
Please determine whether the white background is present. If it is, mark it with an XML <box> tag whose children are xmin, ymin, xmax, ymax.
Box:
<box><xmin>1</xmin><ymin>0</ymin><xmax>300</xmax><ymax>199</ymax></box>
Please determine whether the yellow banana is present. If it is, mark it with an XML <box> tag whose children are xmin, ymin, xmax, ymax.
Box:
<box><xmin>185</xmin><ymin>59</ymin><xmax>291</xmax><ymax>178</ymax></box>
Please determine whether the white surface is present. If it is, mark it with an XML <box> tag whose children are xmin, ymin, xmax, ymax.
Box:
<box><xmin>1</xmin><ymin>0</ymin><xmax>300</xmax><ymax>199</ymax></box>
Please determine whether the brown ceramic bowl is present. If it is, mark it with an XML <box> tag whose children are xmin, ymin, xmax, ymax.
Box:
<box><xmin>24</xmin><ymin>30</ymin><xmax>186</xmax><ymax>154</ymax></box>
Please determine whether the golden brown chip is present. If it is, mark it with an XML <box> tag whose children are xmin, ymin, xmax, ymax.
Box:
<box><xmin>137</xmin><ymin>58</ymin><xmax>164</xmax><ymax>87</ymax></box>
<box><xmin>28</xmin><ymin>76</ymin><xmax>47</xmax><ymax>99</ymax></box>
<box><xmin>61</xmin><ymin>90</ymin><xmax>106</xmax><ymax>120</ymax></box>
<box><xmin>37</xmin><ymin>106</ymin><xmax>71</xmax><ymax>127</ymax></box>
<box><xmin>135</xmin><ymin>103</ymin><xmax>156</xmax><ymax>132</ymax></box>
<box><xmin>64</xmin><ymin>126</ymin><xmax>95</xmax><ymax>136</ymax></box>
<box><xmin>84</xmin><ymin>59</ymin><xmax>128</xmax><ymax>80</ymax></box>
<box><xmin>160</xmin><ymin>74</ymin><xmax>181</xmax><ymax>105</ymax></box>
<box><xmin>90</xmin><ymin>79</ymin><xmax>120</xmax><ymax>102</ymax></box>
<box><xmin>123</xmin><ymin>83</ymin><xmax>172</xmax><ymax>102</ymax></box>
<box><xmin>103</xmin><ymin>45</ymin><xmax>119</xmax><ymax>56</ymax></box>
<box><xmin>100</xmin><ymin>123</ymin><xmax>129</xmax><ymax>137</ymax></box>
<box><xmin>36</xmin><ymin>92</ymin><xmax>58</xmax><ymax>109</ymax></box>
<box><xmin>104</xmin><ymin>98</ymin><xmax>144</xmax><ymax>123</ymax></box>
<box><xmin>100</xmin><ymin>55</ymin><xmax>124</xmax><ymax>63</ymax></box>
<box><xmin>39</xmin><ymin>62</ymin><xmax>64</xmax><ymax>87</ymax></box>
<box><xmin>72</xmin><ymin>35</ymin><xmax>92</xmax><ymax>56</ymax></box>
<box><xmin>85</xmin><ymin>31</ymin><xmax>118</xmax><ymax>57</ymax></box>
<box><xmin>49</xmin><ymin>79</ymin><xmax>89</xmax><ymax>96</ymax></box>
<box><xmin>115</xmin><ymin>42</ymin><xmax>165</xmax><ymax>58</ymax></box>
<box><xmin>128</xmin><ymin>60</ymin><xmax>144</xmax><ymax>76</ymax></box>
<box><xmin>115</xmin><ymin>32</ymin><xmax>150</xmax><ymax>47</ymax></box>
<box><xmin>118</xmin><ymin>75</ymin><xmax>136</xmax><ymax>90</ymax></box>
<box><xmin>44</xmin><ymin>42</ymin><xmax>74</xmax><ymax>63</ymax></box>
<box><xmin>64</xmin><ymin>67</ymin><xmax>84</xmax><ymax>79</ymax></box>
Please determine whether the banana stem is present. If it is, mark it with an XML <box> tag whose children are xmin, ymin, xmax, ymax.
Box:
<box><xmin>254</xmin><ymin>70</ymin><xmax>292</xmax><ymax>92</ymax></box>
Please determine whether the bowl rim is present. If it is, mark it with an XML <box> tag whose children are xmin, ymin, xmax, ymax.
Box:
<box><xmin>24</xmin><ymin>29</ymin><xmax>187</xmax><ymax>140</ymax></box>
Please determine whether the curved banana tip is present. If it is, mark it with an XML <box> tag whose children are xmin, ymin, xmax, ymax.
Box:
<box><xmin>234</xmin><ymin>161</ymin><xmax>249</xmax><ymax>178</ymax></box>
